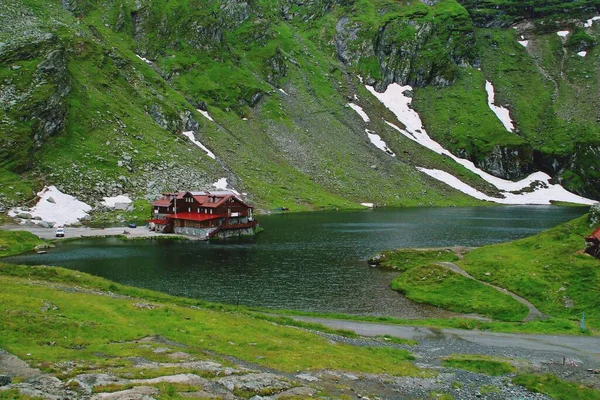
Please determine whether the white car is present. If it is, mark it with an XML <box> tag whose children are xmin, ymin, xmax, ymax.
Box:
<box><xmin>55</xmin><ymin>227</ymin><xmax>65</xmax><ymax>238</ymax></box>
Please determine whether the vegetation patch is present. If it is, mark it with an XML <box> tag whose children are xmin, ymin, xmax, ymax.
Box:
<box><xmin>371</xmin><ymin>248</ymin><xmax>461</xmax><ymax>271</ymax></box>
<box><xmin>0</xmin><ymin>264</ymin><xmax>422</xmax><ymax>377</ymax></box>
<box><xmin>458</xmin><ymin>214</ymin><xmax>600</xmax><ymax>331</ymax></box>
<box><xmin>441</xmin><ymin>354</ymin><xmax>516</xmax><ymax>376</ymax></box>
<box><xmin>391</xmin><ymin>264</ymin><xmax>529</xmax><ymax>321</ymax></box>
<box><xmin>0</xmin><ymin>230</ymin><xmax>46</xmax><ymax>258</ymax></box>
<box><xmin>513</xmin><ymin>373</ymin><xmax>600</xmax><ymax>400</ymax></box>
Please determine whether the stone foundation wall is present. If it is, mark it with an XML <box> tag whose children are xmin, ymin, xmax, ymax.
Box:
<box><xmin>174</xmin><ymin>226</ymin><xmax>217</xmax><ymax>239</ymax></box>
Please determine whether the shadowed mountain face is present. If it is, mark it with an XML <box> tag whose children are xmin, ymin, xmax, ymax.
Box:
<box><xmin>1</xmin><ymin>0</ymin><xmax>599</xmax><ymax>210</ymax></box>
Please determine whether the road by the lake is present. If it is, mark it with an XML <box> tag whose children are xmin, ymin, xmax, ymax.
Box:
<box><xmin>292</xmin><ymin>316</ymin><xmax>600</xmax><ymax>366</ymax></box>
<box><xmin>0</xmin><ymin>224</ymin><xmax>194</xmax><ymax>241</ymax></box>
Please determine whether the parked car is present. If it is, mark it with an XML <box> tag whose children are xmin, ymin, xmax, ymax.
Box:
<box><xmin>128</xmin><ymin>222</ymin><xmax>137</xmax><ymax>228</ymax></box>
<box><xmin>55</xmin><ymin>227</ymin><xmax>65</xmax><ymax>238</ymax></box>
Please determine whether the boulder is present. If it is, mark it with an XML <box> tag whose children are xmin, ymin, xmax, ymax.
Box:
<box><xmin>218</xmin><ymin>373</ymin><xmax>291</xmax><ymax>394</ymax></box>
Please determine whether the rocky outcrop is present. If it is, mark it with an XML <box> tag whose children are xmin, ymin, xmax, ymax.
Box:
<box><xmin>280</xmin><ymin>0</ymin><xmax>337</xmax><ymax>21</ymax></box>
<box><xmin>266</xmin><ymin>47</ymin><xmax>287</xmax><ymax>86</ymax></box>
<box><xmin>31</xmin><ymin>49</ymin><xmax>71</xmax><ymax>147</ymax></box>
<box><xmin>0</xmin><ymin>40</ymin><xmax>70</xmax><ymax>172</ymax></box>
<box><xmin>534</xmin><ymin>145</ymin><xmax>600</xmax><ymax>200</ymax></box>
<box><xmin>335</xmin><ymin>4</ymin><xmax>475</xmax><ymax>90</ymax></box>
<box><xmin>475</xmin><ymin>145</ymin><xmax>534</xmax><ymax>180</ymax></box>
<box><xmin>457</xmin><ymin>0</ymin><xmax>600</xmax><ymax>28</ymax></box>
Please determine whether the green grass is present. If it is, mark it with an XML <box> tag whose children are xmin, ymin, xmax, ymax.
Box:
<box><xmin>372</xmin><ymin>248</ymin><xmax>460</xmax><ymax>271</ymax></box>
<box><xmin>413</xmin><ymin>67</ymin><xmax>527</xmax><ymax>161</ymax></box>
<box><xmin>0</xmin><ymin>264</ymin><xmax>422</xmax><ymax>377</ymax></box>
<box><xmin>458</xmin><ymin>214</ymin><xmax>600</xmax><ymax>331</ymax></box>
<box><xmin>441</xmin><ymin>354</ymin><xmax>516</xmax><ymax>376</ymax></box>
<box><xmin>0</xmin><ymin>230</ymin><xmax>46</xmax><ymax>258</ymax></box>
<box><xmin>391</xmin><ymin>264</ymin><xmax>529</xmax><ymax>321</ymax></box>
<box><xmin>513</xmin><ymin>373</ymin><xmax>600</xmax><ymax>400</ymax></box>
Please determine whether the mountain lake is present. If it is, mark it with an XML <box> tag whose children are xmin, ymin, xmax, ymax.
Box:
<box><xmin>5</xmin><ymin>206</ymin><xmax>588</xmax><ymax>318</ymax></box>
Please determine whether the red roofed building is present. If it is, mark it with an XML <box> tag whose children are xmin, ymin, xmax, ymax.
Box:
<box><xmin>585</xmin><ymin>227</ymin><xmax>600</xmax><ymax>258</ymax></box>
<box><xmin>149</xmin><ymin>190</ymin><xmax>258</xmax><ymax>239</ymax></box>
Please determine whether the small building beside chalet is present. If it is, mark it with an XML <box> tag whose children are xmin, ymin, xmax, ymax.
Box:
<box><xmin>149</xmin><ymin>191</ymin><xmax>258</xmax><ymax>239</ymax></box>
<box><xmin>585</xmin><ymin>227</ymin><xmax>600</xmax><ymax>258</ymax></box>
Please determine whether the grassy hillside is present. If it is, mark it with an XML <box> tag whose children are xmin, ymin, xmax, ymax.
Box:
<box><xmin>0</xmin><ymin>263</ymin><xmax>420</xmax><ymax>378</ymax></box>
<box><xmin>458</xmin><ymin>214</ymin><xmax>600</xmax><ymax>330</ymax></box>
<box><xmin>374</xmin><ymin>213</ymin><xmax>600</xmax><ymax>332</ymax></box>
<box><xmin>1</xmin><ymin>0</ymin><xmax>599</xmax><ymax>214</ymax></box>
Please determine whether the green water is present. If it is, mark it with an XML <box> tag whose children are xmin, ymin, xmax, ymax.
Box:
<box><xmin>6</xmin><ymin>206</ymin><xmax>586</xmax><ymax>318</ymax></box>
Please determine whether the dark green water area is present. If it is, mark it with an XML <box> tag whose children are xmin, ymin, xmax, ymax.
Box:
<box><xmin>6</xmin><ymin>206</ymin><xmax>587</xmax><ymax>318</ymax></box>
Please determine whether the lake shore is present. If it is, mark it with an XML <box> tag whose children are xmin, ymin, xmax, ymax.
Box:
<box><xmin>0</xmin><ymin>224</ymin><xmax>194</xmax><ymax>241</ymax></box>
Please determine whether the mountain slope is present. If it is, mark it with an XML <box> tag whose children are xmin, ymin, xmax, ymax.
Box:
<box><xmin>1</xmin><ymin>0</ymin><xmax>599</xmax><ymax>215</ymax></box>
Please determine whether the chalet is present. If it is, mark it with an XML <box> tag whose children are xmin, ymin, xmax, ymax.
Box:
<box><xmin>585</xmin><ymin>227</ymin><xmax>600</xmax><ymax>258</ymax></box>
<box><xmin>148</xmin><ymin>190</ymin><xmax>258</xmax><ymax>239</ymax></box>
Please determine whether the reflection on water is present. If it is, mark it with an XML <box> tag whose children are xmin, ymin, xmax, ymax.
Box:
<box><xmin>6</xmin><ymin>206</ymin><xmax>586</xmax><ymax>318</ymax></box>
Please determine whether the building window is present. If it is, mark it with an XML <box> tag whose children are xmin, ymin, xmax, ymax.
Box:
<box><xmin>197</xmin><ymin>208</ymin><xmax>200</xmax><ymax>213</ymax></box>
<box><xmin>188</xmin><ymin>207</ymin><xmax>191</xmax><ymax>212</ymax></box>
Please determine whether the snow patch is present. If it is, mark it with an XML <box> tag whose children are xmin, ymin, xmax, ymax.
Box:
<box><xmin>9</xmin><ymin>186</ymin><xmax>92</xmax><ymax>226</ymax></box>
<box><xmin>101</xmin><ymin>195</ymin><xmax>132</xmax><ymax>209</ymax></box>
<box><xmin>360</xmin><ymin>202</ymin><xmax>374</xmax><ymax>208</ymax></box>
<box><xmin>367</xmin><ymin>82</ymin><xmax>595</xmax><ymax>205</ymax></box>
<box><xmin>196</xmin><ymin>109</ymin><xmax>214</xmax><ymax>122</ymax></box>
<box><xmin>136</xmin><ymin>55</ymin><xmax>151</xmax><ymax>64</ymax></box>
<box><xmin>212</xmin><ymin>178</ymin><xmax>240</xmax><ymax>195</ymax></box>
<box><xmin>557</xmin><ymin>30</ymin><xmax>570</xmax><ymax>38</ymax></box>
<box><xmin>577</xmin><ymin>51</ymin><xmax>587</xmax><ymax>57</ymax></box>
<box><xmin>278</xmin><ymin>88</ymin><xmax>288</xmax><ymax>96</ymax></box>
<box><xmin>485</xmin><ymin>81</ymin><xmax>515</xmax><ymax>132</ymax></box>
<box><xmin>518</xmin><ymin>40</ymin><xmax>529</xmax><ymax>48</ymax></box>
<box><xmin>182</xmin><ymin>131</ymin><xmax>216</xmax><ymax>159</ymax></box>
<box><xmin>418</xmin><ymin>168</ymin><xmax>595</xmax><ymax>205</ymax></box>
<box><xmin>348</xmin><ymin>103</ymin><xmax>370</xmax><ymax>122</ymax></box>
<box><xmin>365</xmin><ymin>129</ymin><xmax>395</xmax><ymax>156</ymax></box>
<box><xmin>584</xmin><ymin>16</ymin><xmax>600</xmax><ymax>28</ymax></box>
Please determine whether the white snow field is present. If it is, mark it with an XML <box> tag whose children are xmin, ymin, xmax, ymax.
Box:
<box><xmin>348</xmin><ymin>103</ymin><xmax>370</xmax><ymax>122</ymax></box>
<box><xmin>197</xmin><ymin>109</ymin><xmax>215</xmax><ymax>122</ymax></box>
<box><xmin>485</xmin><ymin>81</ymin><xmax>515</xmax><ymax>132</ymax></box>
<box><xmin>366</xmin><ymin>83</ymin><xmax>595</xmax><ymax>205</ymax></box>
<box><xmin>212</xmin><ymin>178</ymin><xmax>241</xmax><ymax>195</ymax></box>
<box><xmin>101</xmin><ymin>195</ymin><xmax>132</xmax><ymax>209</ymax></box>
<box><xmin>182</xmin><ymin>131</ymin><xmax>216</xmax><ymax>159</ymax></box>
<box><xmin>9</xmin><ymin>186</ymin><xmax>92</xmax><ymax>226</ymax></box>
<box><xmin>365</xmin><ymin>129</ymin><xmax>395</xmax><ymax>156</ymax></box>
<box><xmin>584</xmin><ymin>16</ymin><xmax>600</xmax><ymax>28</ymax></box>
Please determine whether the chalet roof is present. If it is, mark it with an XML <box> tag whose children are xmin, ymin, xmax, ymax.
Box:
<box><xmin>590</xmin><ymin>227</ymin><xmax>600</xmax><ymax>240</ymax></box>
<box><xmin>166</xmin><ymin>212</ymin><xmax>224</xmax><ymax>222</ymax></box>
<box><xmin>161</xmin><ymin>192</ymin><xmax>186</xmax><ymax>199</ymax></box>
<box><xmin>189</xmin><ymin>191</ymin><xmax>251</xmax><ymax>209</ymax></box>
<box><xmin>148</xmin><ymin>218</ymin><xmax>169</xmax><ymax>225</ymax></box>
<box><xmin>152</xmin><ymin>199</ymin><xmax>172</xmax><ymax>207</ymax></box>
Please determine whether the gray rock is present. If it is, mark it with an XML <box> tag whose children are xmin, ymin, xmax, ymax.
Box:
<box><xmin>0</xmin><ymin>375</ymin><xmax>11</xmax><ymax>386</ymax></box>
<box><xmin>218</xmin><ymin>373</ymin><xmax>291</xmax><ymax>394</ymax></box>
<box><xmin>46</xmin><ymin>197</ymin><xmax>55</xmax><ymax>203</ymax></box>
<box><xmin>90</xmin><ymin>385</ymin><xmax>158</xmax><ymax>400</ymax></box>
<box><xmin>17</xmin><ymin>212</ymin><xmax>32</xmax><ymax>219</ymax></box>
<box><xmin>589</xmin><ymin>203</ymin><xmax>600</xmax><ymax>226</ymax></box>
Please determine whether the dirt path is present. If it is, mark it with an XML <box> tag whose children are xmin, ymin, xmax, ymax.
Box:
<box><xmin>436</xmin><ymin>261</ymin><xmax>545</xmax><ymax>322</ymax></box>
<box><xmin>290</xmin><ymin>316</ymin><xmax>600</xmax><ymax>367</ymax></box>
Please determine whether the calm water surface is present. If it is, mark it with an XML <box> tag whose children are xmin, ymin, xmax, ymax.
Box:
<box><xmin>6</xmin><ymin>206</ymin><xmax>586</xmax><ymax>318</ymax></box>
